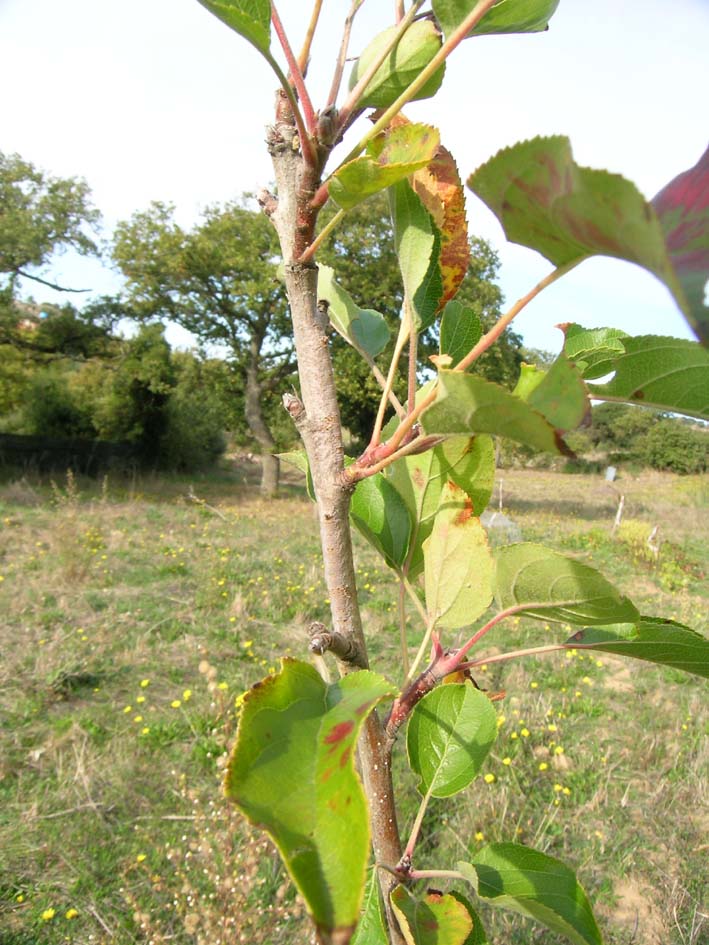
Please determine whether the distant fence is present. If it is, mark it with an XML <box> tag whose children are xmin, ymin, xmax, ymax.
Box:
<box><xmin>0</xmin><ymin>433</ymin><xmax>137</xmax><ymax>474</ymax></box>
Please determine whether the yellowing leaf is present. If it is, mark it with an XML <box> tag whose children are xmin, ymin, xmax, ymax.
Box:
<box><xmin>424</xmin><ymin>481</ymin><xmax>493</xmax><ymax>629</ymax></box>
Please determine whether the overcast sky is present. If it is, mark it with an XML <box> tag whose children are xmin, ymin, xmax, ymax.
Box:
<box><xmin>1</xmin><ymin>0</ymin><xmax>707</xmax><ymax>353</ymax></box>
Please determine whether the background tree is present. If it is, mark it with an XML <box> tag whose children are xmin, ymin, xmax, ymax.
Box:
<box><xmin>0</xmin><ymin>151</ymin><xmax>99</xmax><ymax>325</ymax></box>
<box><xmin>112</xmin><ymin>201</ymin><xmax>294</xmax><ymax>496</ymax></box>
<box><xmin>320</xmin><ymin>196</ymin><xmax>523</xmax><ymax>442</ymax></box>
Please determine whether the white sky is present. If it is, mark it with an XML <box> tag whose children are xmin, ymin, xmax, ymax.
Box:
<box><xmin>1</xmin><ymin>0</ymin><xmax>707</xmax><ymax>353</ymax></box>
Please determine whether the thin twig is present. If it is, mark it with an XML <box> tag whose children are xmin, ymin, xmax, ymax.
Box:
<box><xmin>327</xmin><ymin>0</ymin><xmax>366</xmax><ymax>108</ymax></box>
<box><xmin>398</xmin><ymin>580</ymin><xmax>410</xmax><ymax>678</ymax></box>
<box><xmin>299</xmin><ymin>208</ymin><xmax>345</xmax><ymax>263</ymax></box>
<box><xmin>462</xmin><ymin>643</ymin><xmax>567</xmax><ymax>669</ymax></box>
<box><xmin>337</xmin><ymin>1</ymin><xmax>425</xmax><ymax>129</ymax></box>
<box><xmin>403</xmin><ymin>784</ymin><xmax>434</xmax><ymax>861</ymax></box>
<box><xmin>455</xmin><ymin>261</ymin><xmax>581</xmax><ymax>372</ymax></box>
<box><xmin>371</xmin><ymin>314</ymin><xmax>410</xmax><ymax>448</ymax></box>
<box><xmin>271</xmin><ymin>3</ymin><xmax>318</xmax><ymax>135</ymax></box>
<box><xmin>407</xmin><ymin>313</ymin><xmax>418</xmax><ymax>413</ymax></box>
<box><xmin>395</xmin><ymin>0</ymin><xmax>406</xmax><ymax>23</ymax></box>
<box><xmin>297</xmin><ymin>0</ymin><xmax>324</xmax><ymax>76</ymax></box>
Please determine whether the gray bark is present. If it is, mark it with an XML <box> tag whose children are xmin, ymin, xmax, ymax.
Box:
<box><xmin>267</xmin><ymin>101</ymin><xmax>404</xmax><ymax>944</ymax></box>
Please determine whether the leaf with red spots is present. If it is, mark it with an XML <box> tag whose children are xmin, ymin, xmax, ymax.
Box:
<box><xmin>423</xmin><ymin>481</ymin><xmax>493</xmax><ymax>629</ymax></box>
<box><xmin>468</xmin><ymin>137</ymin><xmax>709</xmax><ymax>341</ymax></box>
<box><xmin>225</xmin><ymin>659</ymin><xmax>395</xmax><ymax>943</ymax></box>
<box><xmin>652</xmin><ymin>145</ymin><xmax>709</xmax><ymax>344</ymax></box>
<box><xmin>390</xmin><ymin>887</ymin><xmax>474</xmax><ymax>945</ymax></box>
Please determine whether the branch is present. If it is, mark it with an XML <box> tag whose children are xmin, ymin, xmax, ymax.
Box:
<box><xmin>297</xmin><ymin>0</ymin><xmax>324</xmax><ymax>76</ymax></box>
<box><xmin>326</xmin><ymin>0</ymin><xmax>365</xmax><ymax>108</ymax></box>
<box><xmin>14</xmin><ymin>268</ymin><xmax>91</xmax><ymax>293</ymax></box>
<box><xmin>271</xmin><ymin>3</ymin><xmax>318</xmax><ymax>136</ymax></box>
<box><xmin>455</xmin><ymin>260</ymin><xmax>581</xmax><ymax>372</ymax></box>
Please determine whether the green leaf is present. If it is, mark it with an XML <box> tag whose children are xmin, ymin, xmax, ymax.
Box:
<box><xmin>464</xmin><ymin>843</ymin><xmax>602</xmax><ymax>945</ymax></box>
<box><xmin>330</xmin><ymin>123</ymin><xmax>440</xmax><ymax>211</ymax></box>
<box><xmin>440</xmin><ymin>300</ymin><xmax>482</xmax><ymax>367</ymax></box>
<box><xmin>225</xmin><ymin>660</ymin><xmax>396</xmax><ymax>939</ymax></box>
<box><xmin>351</xmin><ymin>473</ymin><xmax>411</xmax><ymax>570</ymax></box>
<box><xmin>388</xmin><ymin>435</ymin><xmax>495</xmax><ymax>580</ymax></box>
<box><xmin>195</xmin><ymin>0</ymin><xmax>270</xmax><ymax>54</ymax></box>
<box><xmin>564</xmin><ymin>329</ymin><xmax>709</xmax><ymax>421</ymax></box>
<box><xmin>514</xmin><ymin>354</ymin><xmax>589</xmax><ymax>431</ymax></box>
<box><xmin>407</xmin><ymin>684</ymin><xmax>497</xmax><ymax>797</ymax></box>
<box><xmin>651</xmin><ymin>144</ymin><xmax>709</xmax><ymax>344</ymax></box>
<box><xmin>349</xmin><ymin>21</ymin><xmax>446</xmax><ymax>109</ymax></box>
<box><xmin>390</xmin><ymin>180</ymin><xmax>444</xmax><ymax>330</ymax></box>
<box><xmin>495</xmin><ymin>543</ymin><xmax>639</xmax><ymax>625</ymax></box>
<box><xmin>352</xmin><ymin>870</ymin><xmax>388</xmax><ymax>945</ymax></box>
<box><xmin>433</xmin><ymin>0</ymin><xmax>559</xmax><ymax>38</ymax></box>
<box><xmin>391</xmin><ymin>888</ymin><xmax>474</xmax><ymax>945</ymax></box>
<box><xmin>566</xmin><ymin>617</ymin><xmax>709</xmax><ymax>679</ymax></box>
<box><xmin>468</xmin><ymin>136</ymin><xmax>705</xmax><ymax>334</ymax></box>
<box><xmin>424</xmin><ymin>482</ymin><xmax>493</xmax><ymax>629</ymax></box>
<box><xmin>421</xmin><ymin>371</ymin><xmax>570</xmax><ymax>454</ymax></box>
<box><xmin>317</xmin><ymin>264</ymin><xmax>390</xmax><ymax>359</ymax></box>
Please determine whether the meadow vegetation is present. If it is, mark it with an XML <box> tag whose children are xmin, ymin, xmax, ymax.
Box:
<box><xmin>1</xmin><ymin>462</ymin><xmax>706</xmax><ymax>945</ymax></box>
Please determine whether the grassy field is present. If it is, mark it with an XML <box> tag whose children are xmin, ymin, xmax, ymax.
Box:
<box><xmin>0</xmin><ymin>462</ymin><xmax>707</xmax><ymax>945</ymax></box>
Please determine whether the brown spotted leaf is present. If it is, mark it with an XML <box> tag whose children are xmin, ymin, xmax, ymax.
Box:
<box><xmin>411</xmin><ymin>144</ymin><xmax>470</xmax><ymax>310</ymax></box>
<box><xmin>225</xmin><ymin>660</ymin><xmax>395</xmax><ymax>942</ymax></box>
<box><xmin>468</xmin><ymin>136</ymin><xmax>708</xmax><ymax>339</ymax></box>
<box><xmin>391</xmin><ymin>888</ymin><xmax>474</xmax><ymax>945</ymax></box>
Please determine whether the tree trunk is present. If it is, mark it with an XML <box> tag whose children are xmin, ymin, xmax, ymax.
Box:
<box><xmin>266</xmin><ymin>104</ymin><xmax>404</xmax><ymax>945</ymax></box>
<box><xmin>244</xmin><ymin>350</ymin><xmax>279</xmax><ymax>497</ymax></box>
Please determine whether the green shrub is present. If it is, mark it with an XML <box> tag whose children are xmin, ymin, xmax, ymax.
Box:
<box><xmin>639</xmin><ymin>420</ymin><xmax>708</xmax><ymax>474</ymax></box>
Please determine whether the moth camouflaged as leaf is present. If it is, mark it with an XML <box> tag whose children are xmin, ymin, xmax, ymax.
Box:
<box><xmin>468</xmin><ymin>136</ymin><xmax>707</xmax><ymax>337</ymax></box>
<box><xmin>195</xmin><ymin>0</ymin><xmax>271</xmax><ymax>54</ymax></box>
<box><xmin>330</xmin><ymin>122</ymin><xmax>440</xmax><ymax>210</ymax></box>
<box><xmin>566</xmin><ymin>617</ymin><xmax>709</xmax><ymax>679</ymax></box>
<box><xmin>495</xmin><ymin>543</ymin><xmax>639</xmax><ymax>625</ymax></box>
<box><xmin>225</xmin><ymin>660</ymin><xmax>395</xmax><ymax>940</ymax></box>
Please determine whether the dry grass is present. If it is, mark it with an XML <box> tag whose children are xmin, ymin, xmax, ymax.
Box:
<box><xmin>0</xmin><ymin>465</ymin><xmax>706</xmax><ymax>944</ymax></box>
